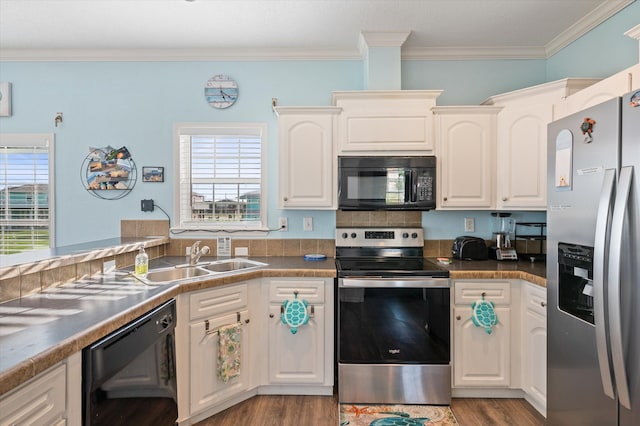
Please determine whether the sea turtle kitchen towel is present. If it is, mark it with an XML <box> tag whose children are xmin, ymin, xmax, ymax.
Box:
<box><xmin>217</xmin><ymin>323</ymin><xmax>241</xmax><ymax>382</ymax></box>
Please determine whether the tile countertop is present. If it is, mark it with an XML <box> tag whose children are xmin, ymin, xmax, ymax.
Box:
<box><xmin>0</xmin><ymin>255</ymin><xmax>546</xmax><ymax>396</ymax></box>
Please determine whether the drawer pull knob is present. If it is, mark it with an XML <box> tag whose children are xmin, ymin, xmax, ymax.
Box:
<box><xmin>269</xmin><ymin>313</ymin><xmax>275</xmax><ymax>318</ymax></box>
<box><xmin>456</xmin><ymin>315</ymin><xmax>461</xmax><ymax>321</ymax></box>
<box><xmin>541</xmin><ymin>301</ymin><xmax>547</xmax><ymax>307</ymax></box>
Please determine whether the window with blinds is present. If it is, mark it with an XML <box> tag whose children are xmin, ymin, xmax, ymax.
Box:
<box><xmin>176</xmin><ymin>123</ymin><xmax>267</xmax><ymax>231</ymax></box>
<box><xmin>0</xmin><ymin>134</ymin><xmax>54</xmax><ymax>254</ymax></box>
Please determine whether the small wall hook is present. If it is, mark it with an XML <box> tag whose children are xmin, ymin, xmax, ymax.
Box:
<box><xmin>54</xmin><ymin>112</ymin><xmax>63</xmax><ymax>127</ymax></box>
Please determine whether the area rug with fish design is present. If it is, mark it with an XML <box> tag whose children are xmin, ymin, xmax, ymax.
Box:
<box><xmin>339</xmin><ymin>404</ymin><xmax>458</xmax><ymax>426</ymax></box>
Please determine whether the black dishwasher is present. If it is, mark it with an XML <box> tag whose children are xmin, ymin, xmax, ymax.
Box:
<box><xmin>82</xmin><ymin>299</ymin><xmax>177</xmax><ymax>426</ymax></box>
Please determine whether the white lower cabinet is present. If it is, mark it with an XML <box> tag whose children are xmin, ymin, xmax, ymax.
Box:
<box><xmin>264</xmin><ymin>278</ymin><xmax>331</xmax><ymax>387</ymax></box>
<box><xmin>188</xmin><ymin>308</ymin><xmax>251</xmax><ymax>414</ymax></box>
<box><xmin>0</xmin><ymin>352</ymin><xmax>81</xmax><ymax>426</ymax></box>
<box><xmin>522</xmin><ymin>282</ymin><xmax>547</xmax><ymax>415</ymax></box>
<box><xmin>452</xmin><ymin>281</ymin><xmax>512</xmax><ymax>387</ymax></box>
<box><xmin>176</xmin><ymin>280</ymin><xmax>258</xmax><ymax>425</ymax></box>
<box><xmin>175</xmin><ymin>277</ymin><xmax>334</xmax><ymax>425</ymax></box>
<box><xmin>451</xmin><ymin>279</ymin><xmax>546</xmax><ymax>417</ymax></box>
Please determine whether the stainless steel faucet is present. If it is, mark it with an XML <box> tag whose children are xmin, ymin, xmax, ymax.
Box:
<box><xmin>189</xmin><ymin>241</ymin><xmax>210</xmax><ymax>265</ymax></box>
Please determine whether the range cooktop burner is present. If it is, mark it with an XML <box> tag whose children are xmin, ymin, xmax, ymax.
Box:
<box><xmin>336</xmin><ymin>257</ymin><xmax>449</xmax><ymax>278</ymax></box>
<box><xmin>335</xmin><ymin>227</ymin><xmax>450</xmax><ymax>278</ymax></box>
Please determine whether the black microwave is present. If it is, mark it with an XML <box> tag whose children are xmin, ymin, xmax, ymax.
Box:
<box><xmin>338</xmin><ymin>156</ymin><xmax>436</xmax><ymax>210</ymax></box>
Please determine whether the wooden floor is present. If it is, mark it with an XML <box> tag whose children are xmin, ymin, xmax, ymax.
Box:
<box><xmin>196</xmin><ymin>394</ymin><xmax>545</xmax><ymax>426</ymax></box>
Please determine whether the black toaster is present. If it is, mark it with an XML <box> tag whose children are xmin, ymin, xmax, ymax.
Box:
<box><xmin>452</xmin><ymin>236</ymin><xmax>489</xmax><ymax>260</ymax></box>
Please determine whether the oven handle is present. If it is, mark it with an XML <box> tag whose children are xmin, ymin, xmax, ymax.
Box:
<box><xmin>339</xmin><ymin>278</ymin><xmax>450</xmax><ymax>288</ymax></box>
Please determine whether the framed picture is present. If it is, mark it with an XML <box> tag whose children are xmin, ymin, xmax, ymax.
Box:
<box><xmin>0</xmin><ymin>82</ymin><xmax>11</xmax><ymax>117</ymax></box>
<box><xmin>142</xmin><ymin>166</ymin><xmax>164</xmax><ymax>182</ymax></box>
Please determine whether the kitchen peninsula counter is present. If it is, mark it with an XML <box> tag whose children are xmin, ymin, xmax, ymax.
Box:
<box><xmin>1</xmin><ymin>253</ymin><xmax>545</xmax><ymax>396</ymax></box>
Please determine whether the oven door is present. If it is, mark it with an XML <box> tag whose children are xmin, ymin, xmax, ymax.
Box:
<box><xmin>338</xmin><ymin>278</ymin><xmax>450</xmax><ymax>364</ymax></box>
<box><xmin>337</xmin><ymin>277</ymin><xmax>451</xmax><ymax>404</ymax></box>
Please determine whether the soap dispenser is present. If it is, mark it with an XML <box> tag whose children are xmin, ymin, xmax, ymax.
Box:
<box><xmin>135</xmin><ymin>246</ymin><xmax>149</xmax><ymax>276</ymax></box>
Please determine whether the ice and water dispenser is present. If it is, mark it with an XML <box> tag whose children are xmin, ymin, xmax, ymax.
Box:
<box><xmin>557</xmin><ymin>242</ymin><xmax>594</xmax><ymax>324</ymax></box>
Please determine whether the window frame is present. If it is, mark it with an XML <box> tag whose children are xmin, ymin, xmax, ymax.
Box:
<box><xmin>173</xmin><ymin>122</ymin><xmax>268</xmax><ymax>233</ymax></box>
<box><xmin>0</xmin><ymin>133</ymin><xmax>55</xmax><ymax>252</ymax></box>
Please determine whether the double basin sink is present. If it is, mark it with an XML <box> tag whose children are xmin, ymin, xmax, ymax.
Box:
<box><xmin>134</xmin><ymin>258</ymin><xmax>267</xmax><ymax>285</ymax></box>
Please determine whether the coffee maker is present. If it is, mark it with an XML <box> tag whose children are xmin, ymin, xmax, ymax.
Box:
<box><xmin>490</xmin><ymin>212</ymin><xmax>518</xmax><ymax>260</ymax></box>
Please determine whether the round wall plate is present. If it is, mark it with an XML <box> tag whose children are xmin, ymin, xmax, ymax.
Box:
<box><xmin>205</xmin><ymin>74</ymin><xmax>238</xmax><ymax>109</ymax></box>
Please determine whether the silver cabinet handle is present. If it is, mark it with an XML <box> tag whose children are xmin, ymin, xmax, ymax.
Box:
<box><xmin>608</xmin><ymin>166</ymin><xmax>633</xmax><ymax>409</ymax></box>
<box><xmin>594</xmin><ymin>168</ymin><xmax>616</xmax><ymax>400</ymax></box>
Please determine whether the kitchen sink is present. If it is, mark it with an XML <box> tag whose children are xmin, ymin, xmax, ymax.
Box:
<box><xmin>202</xmin><ymin>258</ymin><xmax>266</xmax><ymax>273</ymax></box>
<box><xmin>133</xmin><ymin>258</ymin><xmax>267</xmax><ymax>285</ymax></box>
<box><xmin>143</xmin><ymin>266</ymin><xmax>211</xmax><ymax>283</ymax></box>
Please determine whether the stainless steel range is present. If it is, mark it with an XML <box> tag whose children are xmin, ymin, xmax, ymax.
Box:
<box><xmin>335</xmin><ymin>227</ymin><xmax>451</xmax><ymax>405</ymax></box>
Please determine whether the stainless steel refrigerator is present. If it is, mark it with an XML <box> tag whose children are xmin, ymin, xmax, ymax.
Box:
<box><xmin>547</xmin><ymin>91</ymin><xmax>640</xmax><ymax>425</ymax></box>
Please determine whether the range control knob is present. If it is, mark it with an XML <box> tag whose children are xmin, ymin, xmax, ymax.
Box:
<box><xmin>402</xmin><ymin>232</ymin><xmax>409</xmax><ymax>238</ymax></box>
<box><xmin>350</xmin><ymin>233</ymin><xmax>357</xmax><ymax>239</ymax></box>
<box><xmin>341</xmin><ymin>232</ymin><xmax>348</xmax><ymax>239</ymax></box>
<box><xmin>412</xmin><ymin>232</ymin><xmax>418</xmax><ymax>239</ymax></box>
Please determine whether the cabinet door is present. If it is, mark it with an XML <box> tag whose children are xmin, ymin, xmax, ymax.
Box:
<box><xmin>496</xmin><ymin>104</ymin><xmax>551</xmax><ymax>209</ymax></box>
<box><xmin>435</xmin><ymin>109</ymin><xmax>498</xmax><ymax>209</ymax></box>
<box><xmin>189</xmin><ymin>309</ymin><xmax>250</xmax><ymax>415</ymax></box>
<box><xmin>0</xmin><ymin>363</ymin><xmax>67</xmax><ymax>426</ymax></box>
<box><xmin>278</xmin><ymin>109</ymin><xmax>338</xmax><ymax>209</ymax></box>
<box><xmin>267</xmin><ymin>303</ymin><xmax>325</xmax><ymax>384</ymax></box>
<box><xmin>523</xmin><ymin>284</ymin><xmax>547</xmax><ymax>412</ymax></box>
<box><xmin>453</xmin><ymin>306</ymin><xmax>511</xmax><ymax>387</ymax></box>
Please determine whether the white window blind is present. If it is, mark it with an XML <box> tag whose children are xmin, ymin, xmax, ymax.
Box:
<box><xmin>0</xmin><ymin>134</ymin><xmax>54</xmax><ymax>254</ymax></box>
<box><xmin>175</xmin><ymin>123</ymin><xmax>266</xmax><ymax>231</ymax></box>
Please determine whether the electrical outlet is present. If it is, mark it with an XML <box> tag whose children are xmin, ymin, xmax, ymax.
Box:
<box><xmin>141</xmin><ymin>199</ymin><xmax>154</xmax><ymax>212</ymax></box>
<box><xmin>279</xmin><ymin>217</ymin><xmax>288</xmax><ymax>231</ymax></box>
<box><xmin>303</xmin><ymin>217</ymin><xmax>313</xmax><ymax>232</ymax></box>
<box><xmin>464</xmin><ymin>217</ymin><xmax>475</xmax><ymax>233</ymax></box>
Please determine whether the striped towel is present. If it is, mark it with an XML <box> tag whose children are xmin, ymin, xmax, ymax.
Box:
<box><xmin>217</xmin><ymin>323</ymin><xmax>241</xmax><ymax>383</ymax></box>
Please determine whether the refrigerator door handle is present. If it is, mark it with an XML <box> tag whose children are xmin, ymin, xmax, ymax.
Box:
<box><xmin>594</xmin><ymin>167</ymin><xmax>616</xmax><ymax>400</ymax></box>
<box><xmin>608</xmin><ymin>165</ymin><xmax>633</xmax><ymax>409</ymax></box>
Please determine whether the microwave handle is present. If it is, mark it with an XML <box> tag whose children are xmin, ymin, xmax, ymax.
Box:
<box><xmin>409</xmin><ymin>170</ymin><xmax>417</xmax><ymax>202</ymax></box>
<box><xmin>404</xmin><ymin>170</ymin><xmax>412</xmax><ymax>202</ymax></box>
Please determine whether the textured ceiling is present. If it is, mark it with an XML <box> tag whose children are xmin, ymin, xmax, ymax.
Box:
<box><xmin>0</xmin><ymin>0</ymin><xmax>634</xmax><ymax>60</ymax></box>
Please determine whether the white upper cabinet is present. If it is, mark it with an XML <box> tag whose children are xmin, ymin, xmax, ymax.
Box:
<box><xmin>434</xmin><ymin>106</ymin><xmax>501</xmax><ymax>209</ymax></box>
<box><xmin>332</xmin><ymin>90</ymin><xmax>442</xmax><ymax>155</ymax></box>
<box><xmin>555</xmin><ymin>63</ymin><xmax>640</xmax><ymax>119</ymax></box>
<box><xmin>276</xmin><ymin>107</ymin><xmax>341</xmax><ymax>209</ymax></box>
<box><xmin>483</xmin><ymin>79</ymin><xmax>599</xmax><ymax>210</ymax></box>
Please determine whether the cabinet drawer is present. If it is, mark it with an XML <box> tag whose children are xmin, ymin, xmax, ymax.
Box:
<box><xmin>268</xmin><ymin>279</ymin><xmax>325</xmax><ymax>304</ymax></box>
<box><xmin>0</xmin><ymin>362</ymin><xmax>66</xmax><ymax>426</ymax></box>
<box><xmin>190</xmin><ymin>283</ymin><xmax>249</xmax><ymax>321</ymax></box>
<box><xmin>454</xmin><ymin>281</ymin><xmax>511</xmax><ymax>305</ymax></box>
<box><xmin>523</xmin><ymin>282</ymin><xmax>547</xmax><ymax>316</ymax></box>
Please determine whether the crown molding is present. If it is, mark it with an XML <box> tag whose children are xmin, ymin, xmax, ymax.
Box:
<box><xmin>401</xmin><ymin>46</ymin><xmax>547</xmax><ymax>60</ymax></box>
<box><xmin>545</xmin><ymin>0</ymin><xmax>635</xmax><ymax>57</ymax></box>
<box><xmin>625</xmin><ymin>23</ymin><xmax>640</xmax><ymax>40</ymax></box>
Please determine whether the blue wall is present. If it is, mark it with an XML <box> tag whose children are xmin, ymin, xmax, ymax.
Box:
<box><xmin>0</xmin><ymin>4</ymin><xmax>637</xmax><ymax>246</ymax></box>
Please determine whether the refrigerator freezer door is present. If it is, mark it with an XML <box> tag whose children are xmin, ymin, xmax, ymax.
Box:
<box><xmin>620</xmin><ymin>91</ymin><xmax>640</xmax><ymax>426</ymax></box>
<box><xmin>547</xmin><ymin>97</ymin><xmax>621</xmax><ymax>425</ymax></box>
